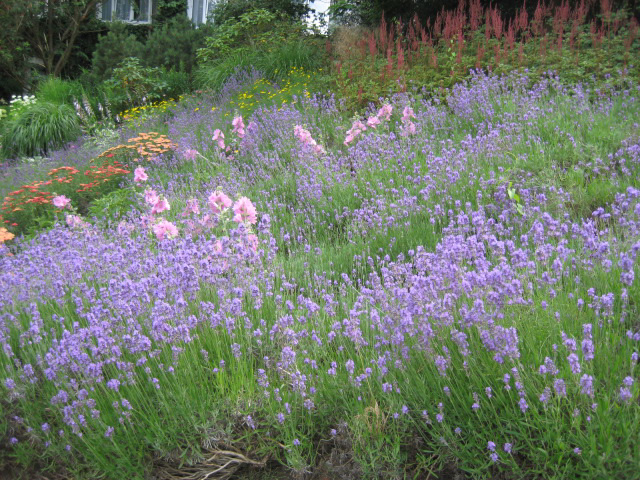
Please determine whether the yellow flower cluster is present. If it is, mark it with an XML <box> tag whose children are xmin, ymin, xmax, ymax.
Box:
<box><xmin>120</xmin><ymin>99</ymin><xmax>178</xmax><ymax>128</ymax></box>
<box><xmin>224</xmin><ymin>67</ymin><xmax>316</xmax><ymax>117</ymax></box>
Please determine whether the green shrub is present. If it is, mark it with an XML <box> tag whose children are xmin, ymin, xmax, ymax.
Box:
<box><xmin>1</xmin><ymin>102</ymin><xmax>81</xmax><ymax>158</ymax></box>
<box><xmin>91</xmin><ymin>22</ymin><xmax>144</xmax><ymax>80</ymax></box>
<box><xmin>104</xmin><ymin>57</ymin><xmax>168</xmax><ymax>114</ymax></box>
<box><xmin>143</xmin><ymin>15</ymin><xmax>203</xmax><ymax>74</ymax></box>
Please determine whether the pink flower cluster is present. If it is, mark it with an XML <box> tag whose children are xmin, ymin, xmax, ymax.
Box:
<box><xmin>294</xmin><ymin>125</ymin><xmax>325</xmax><ymax>155</ymax></box>
<box><xmin>152</xmin><ymin>220</ymin><xmax>179</xmax><ymax>241</ymax></box>
<box><xmin>232</xmin><ymin>116</ymin><xmax>245</xmax><ymax>138</ymax></box>
<box><xmin>208</xmin><ymin>190</ymin><xmax>233</xmax><ymax>214</ymax></box>
<box><xmin>134</xmin><ymin>166</ymin><xmax>148</xmax><ymax>183</ymax></box>
<box><xmin>52</xmin><ymin>195</ymin><xmax>71</xmax><ymax>209</ymax></box>
<box><xmin>344</xmin><ymin>119</ymin><xmax>367</xmax><ymax>146</ymax></box>
<box><xmin>401</xmin><ymin>106</ymin><xmax>417</xmax><ymax>136</ymax></box>
<box><xmin>213</xmin><ymin>129</ymin><xmax>225</xmax><ymax>149</ymax></box>
<box><xmin>232</xmin><ymin>196</ymin><xmax>257</xmax><ymax>224</ymax></box>
<box><xmin>144</xmin><ymin>188</ymin><xmax>178</xmax><ymax>240</ymax></box>
<box><xmin>345</xmin><ymin>104</ymin><xmax>394</xmax><ymax>145</ymax></box>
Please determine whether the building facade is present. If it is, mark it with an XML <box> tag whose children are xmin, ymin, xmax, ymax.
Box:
<box><xmin>97</xmin><ymin>0</ymin><xmax>214</xmax><ymax>25</ymax></box>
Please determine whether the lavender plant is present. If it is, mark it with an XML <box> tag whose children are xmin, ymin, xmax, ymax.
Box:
<box><xmin>1</xmin><ymin>69</ymin><xmax>639</xmax><ymax>480</ymax></box>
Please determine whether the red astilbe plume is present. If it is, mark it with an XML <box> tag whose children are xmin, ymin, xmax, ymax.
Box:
<box><xmin>470</xmin><ymin>0</ymin><xmax>482</xmax><ymax>32</ymax></box>
<box><xmin>379</xmin><ymin>14</ymin><xmax>388</xmax><ymax>53</ymax></box>
<box><xmin>553</xmin><ymin>1</ymin><xmax>570</xmax><ymax>51</ymax></box>
<box><xmin>397</xmin><ymin>39</ymin><xmax>405</xmax><ymax>70</ymax></box>
<box><xmin>475</xmin><ymin>44</ymin><xmax>485</xmax><ymax>69</ymax></box>
<box><xmin>368</xmin><ymin>32</ymin><xmax>377</xmax><ymax>57</ymax></box>
<box><xmin>491</xmin><ymin>8</ymin><xmax>503</xmax><ymax>41</ymax></box>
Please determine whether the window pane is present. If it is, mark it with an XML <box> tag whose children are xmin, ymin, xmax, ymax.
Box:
<box><xmin>115</xmin><ymin>0</ymin><xmax>131</xmax><ymax>20</ymax></box>
<box><xmin>102</xmin><ymin>0</ymin><xmax>112</xmax><ymax>21</ymax></box>
<box><xmin>139</xmin><ymin>0</ymin><xmax>149</xmax><ymax>22</ymax></box>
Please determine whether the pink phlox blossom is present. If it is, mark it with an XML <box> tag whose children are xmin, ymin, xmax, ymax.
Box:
<box><xmin>144</xmin><ymin>189</ymin><xmax>159</xmax><ymax>206</ymax></box>
<box><xmin>344</xmin><ymin>120</ymin><xmax>367</xmax><ymax>145</ymax></box>
<box><xmin>208</xmin><ymin>191</ymin><xmax>232</xmax><ymax>213</ymax></box>
<box><xmin>377</xmin><ymin>104</ymin><xmax>393</xmax><ymax>120</ymax></box>
<box><xmin>294</xmin><ymin>125</ymin><xmax>325</xmax><ymax>155</ymax></box>
<box><xmin>183</xmin><ymin>149</ymin><xmax>199</xmax><ymax>161</ymax></box>
<box><xmin>212</xmin><ymin>129</ymin><xmax>226</xmax><ymax>149</ymax></box>
<box><xmin>232</xmin><ymin>116</ymin><xmax>245</xmax><ymax>138</ymax></box>
<box><xmin>367</xmin><ymin>115</ymin><xmax>381</xmax><ymax>128</ymax></box>
<box><xmin>181</xmin><ymin>199</ymin><xmax>200</xmax><ymax>216</ymax></box>
<box><xmin>152</xmin><ymin>220</ymin><xmax>178</xmax><ymax>240</ymax></box>
<box><xmin>133</xmin><ymin>166</ymin><xmax>148</xmax><ymax>183</ymax></box>
<box><xmin>402</xmin><ymin>106</ymin><xmax>416</xmax><ymax>121</ymax></box>
<box><xmin>52</xmin><ymin>195</ymin><xmax>71</xmax><ymax>209</ymax></box>
<box><xmin>401</xmin><ymin>121</ymin><xmax>417</xmax><ymax>137</ymax></box>
<box><xmin>65</xmin><ymin>214</ymin><xmax>86</xmax><ymax>228</ymax></box>
<box><xmin>232</xmin><ymin>196</ymin><xmax>257</xmax><ymax>224</ymax></box>
<box><xmin>151</xmin><ymin>197</ymin><xmax>170</xmax><ymax>215</ymax></box>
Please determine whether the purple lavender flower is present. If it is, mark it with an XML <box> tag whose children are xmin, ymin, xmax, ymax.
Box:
<box><xmin>554</xmin><ymin>378</ymin><xmax>567</xmax><ymax>397</ymax></box>
<box><xmin>504</xmin><ymin>443</ymin><xmax>512</xmax><ymax>454</ymax></box>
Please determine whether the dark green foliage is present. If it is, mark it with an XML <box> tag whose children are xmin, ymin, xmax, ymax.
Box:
<box><xmin>91</xmin><ymin>22</ymin><xmax>144</xmax><ymax>80</ymax></box>
<box><xmin>153</xmin><ymin>0</ymin><xmax>189</xmax><ymax>24</ymax></box>
<box><xmin>103</xmin><ymin>57</ymin><xmax>169</xmax><ymax>113</ymax></box>
<box><xmin>143</xmin><ymin>15</ymin><xmax>203</xmax><ymax>74</ymax></box>
<box><xmin>210</xmin><ymin>0</ymin><xmax>311</xmax><ymax>24</ymax></box>
<box><xmin>2</xmin><ymin>102</ymin><xmax>81</xmax><ymax>158</ymax></box>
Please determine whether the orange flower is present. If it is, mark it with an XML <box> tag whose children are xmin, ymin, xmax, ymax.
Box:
<box><xmin>0</xmin><ymin>227</ymin><xmax>14</xmax><ymax>243</ymax></box>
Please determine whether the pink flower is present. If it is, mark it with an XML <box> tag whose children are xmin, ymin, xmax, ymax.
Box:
<box><xmin>377</xmin><ymin>104</ymin><xmax>393</xmax><ymax>120</ymax></box>
<box><xmin>183</xmin><ymin>149</ymin><xmax>199</xmax><ymax>161</ymax></box>
<box><xmin>367</xmin><ymin>115</ymin><xmax>381</xmax><ymax>128</ymax></box>
<box><xmin>151</xmin><ymin>197</ymin><xmax>170</xmax><ymax>214</ymax></box>
<box><xmin>344</xmin><ymin>120</ymin><xmax>367</xmax><ymax>146</ymax></box>
<box><xmin>232</xmin><ymin>196</ymin><xmax>257</xmax><ymax>224</ymax></box>
<box><xmin>52</xmin><ymin>195</ymin><xmax>71</xmax><ymax>209</ymax></box>
<box><xmin>402</xmin><ymin>106</ymin><xmax>416</xmax><ymax>121</ymax></box>
<box><xmin>144</xmin><ymin>189</ymin><xmax>159</xmax><ymax>206</ymax></box>
<box><xmin>213</xmin><ymin>129</ymin><xmax>225</xmax><ymax>149</ymax></box>
<box><xmin>401</xmin><ymin>121</ymin><xmax>417</xmax><ymax>137</ymax></box>
<box><xmin>232</xmin><ymin>116</ymin><xmax>245</xmax><ymax>138</ymax></box>
<box><xmin>181</xmin><ymin>198</ymin><xmax>200</xmax><ymax>216</ymax></box>
<box><xmin>247</xmin><ymin>234</ymin><xmax>259</xmax><ymax>252</ymax></box>
<box><xmin>152</xmin><ymin>220</ymin><xmax>178</xmax><ymax>240</ymax></box>
<box><xmin>65</xmin><ymin>214</ymin><xmax>85</xmax><ymax>228</ymax></box>
<box><xmin>208</xmin><ymin>190</ymin><xmax>232</xmax><ymax>213</ymax></box>
<box><xmin>134</xmin><ymin>166</ymin><xmax>148</xmax><ymax>183</ymax></box>
<box><xmin>294</xmin><ymin>125</ymin><xmax>325</xmax><ymax>155</ymax></box>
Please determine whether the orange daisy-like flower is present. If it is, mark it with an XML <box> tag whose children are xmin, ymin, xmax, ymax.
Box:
<box><xmin>0</xmin><ymin>227</ymin><xmax>14</xmax><ymax>243</ymax></box>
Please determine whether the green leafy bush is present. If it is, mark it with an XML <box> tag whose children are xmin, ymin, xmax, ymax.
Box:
<box><xmin>195</xmin><ymin>8</ymin><xmax>327</xmax><ymax>91</ymax></box>
<box><xmin>91</xmin><ymin>22</ymin><xmax>144</xmax><ymax>81</ymax></box>
<box><xmin>143</xmin><ymin>15</ymin><xmax>204</xmax><ymax>74</ymax></box>
<box><xmin>104</xmin><ymin>57</ymin><xmax>168</xmax><ymax>114</ymax></box>
<box><xmin>1</xmin><ymin>102</ymin><xmax>81</xmax><ymax>158</ymax></box>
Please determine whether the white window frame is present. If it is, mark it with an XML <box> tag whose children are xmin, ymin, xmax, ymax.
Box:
<box><xmin>187</xmin><ymin>0</ymin><xmax>213</xmax><ymax>26</ymax></box>
<box><xmin>98</xmin><ymin>0</ymin><xmax>153</xmax><ymax>24</ymax></box>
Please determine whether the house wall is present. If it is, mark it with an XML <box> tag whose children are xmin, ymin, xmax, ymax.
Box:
<box><xmin>98</xmin><ymin>0</ymin><xmax>214</xmax><ymax>25</ymax></box>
